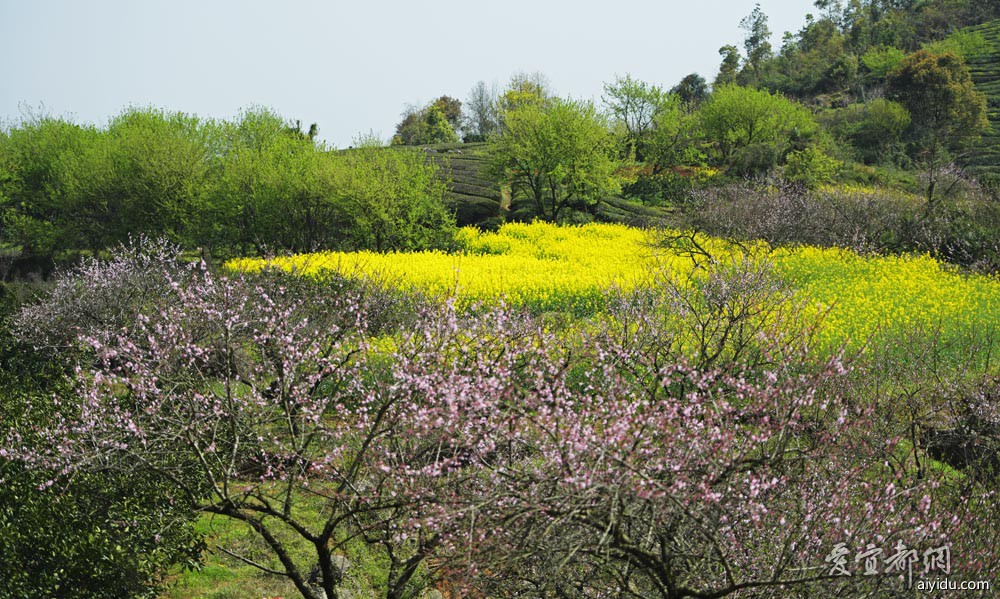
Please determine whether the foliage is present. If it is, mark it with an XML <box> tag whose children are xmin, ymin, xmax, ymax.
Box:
<box><xmin>888</xmin><ymin>50</ymin><xmax>989</xmax><ymax>155</ymax></box>
<box><xmin>429</xmin><ymin>95</ymin><xmax>462</xmax><ymax>131</ymax></box>
<box><xmin>698</xmin><ymin>85</ymin><xmax>817</xmax><ymax>171</ymax></box>
<box><xmin>621</xmin><ymin>169</ymin><xmax>713</xmax><ymax>207</ymax></box>
<box><xmin>391</xmin><ymin>103</ymin><xmax>459</xmax><ymax>146</ymax></box>
<box><xmin>0</xmin><ymin>107</ymin><xmax>455</xmax><ymax>263</ymax></box>
<box><xmin>489</xmin><ymin>97</ymin><xmax>619</xmax><ymax>222</ymax></box>
<box><xmin>644</xmin><ymin>94</ymin><xmax>702</xmax><ymax>173</ymax></box>
<box><xmin>330</xmin><ymin>143</ymin><xmax>455</xmax><ymax>252</ymax></box>
<box><xmin>602</xmin><ymin>74</ymin><xmax>668</xmax><ymax>159</ymax></box>
<box><xmin>784</xmin><ymin>146</ymin><xmax>842</xmax><ymax>188</ymax></box>
<box><xmin>860</xmin><ymin>45</ymin><xmax>906</xmax><ymax>80</ymax></box>
<box><xmin>0</xmin><ymin>114</ymin><xmax>100</xmax><ymax>271</ymax></box>
<box><xmin>822</xmin><ymin>98</ymin><xmax>912</xmax><ymax>164</ymax></box>
<box><xmin>669</xmin><ymin>73</ymin><xmax>709</xmax><ymax>106</ymax></box>
<box><xmin>207</xmin><ymin>108</ymin><xmax>341</xmax><ymax>254</ymax></box>
<box><xmin>923</xmin><ymin>30</ymin><xmax>989</xmax><ymax>60</ymax></box>
<box><xmin>764</xmin><ymin>14</ymin><xmax>852</xmax><ymax>98</ymax></box>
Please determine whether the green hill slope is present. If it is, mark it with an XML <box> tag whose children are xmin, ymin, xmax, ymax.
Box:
<box><xmin>418</xmin><ymin>142</ymin><xmax>504</xmax><ymax>227</ymax></box>
<box><xmin>951</xmin><ymin>20</ymin><xmax>1000</xmax><ymax>181</ymax></box>
<box><xmin>418</xmin><ymin>142</ymin><xmax>672</xmax><ymax>227</ymax></box>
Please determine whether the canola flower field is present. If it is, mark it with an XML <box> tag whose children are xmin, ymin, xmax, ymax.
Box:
<box><xmin>228</xmin><ymin>222</ymin><xmax>1000</xmax><ymax>354</ymax></box>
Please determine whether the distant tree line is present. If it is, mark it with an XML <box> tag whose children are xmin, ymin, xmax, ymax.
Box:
<box><xmin>383</xmin><ymin>0</ymin><xmax>989</xmax><ymax>220</ymax></box>
<box><xmin>0</xmin><ymin>107</ymin><xmax>455</xmax><ymax>276</ymax></box>
<box><xmin>4</xmin><ymin>0</ymin><xmax>995</xmax><ymax>276</ymax></box>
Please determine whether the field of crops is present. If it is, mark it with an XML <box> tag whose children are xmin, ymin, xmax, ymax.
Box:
<box><xmin>229</xmin><ymin>222</ymin><xmax>1000</xmax><ymax>355</ymax></box>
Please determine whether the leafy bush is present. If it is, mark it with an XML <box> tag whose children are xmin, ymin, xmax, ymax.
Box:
<box><xmin>0</xmin><ymin>107</ymin><xmax>457</xmax><ymax>263</ymax></box>
<box><xmin>1</xmin><ymin>291</ymin><xmax>202</xmax><ymax>598</ymax></box>
<box><xmin>697</xmin><ymin>84</ymin><xmax>817</xmax><ymax>166</ymax></box>
<box><xmin>784</xmin><ymin>146</ymin><xmax>842</xmax><ymax>188</ymax></box>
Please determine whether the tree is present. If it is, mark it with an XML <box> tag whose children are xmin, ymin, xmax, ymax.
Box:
<box><xmin>887</xmin><ymin>50</ymin><xmax>988</xmax><ymax>202</ymax></box>
<box><xmin>331</xmin><ymin>141</ymin><xmax>455</xmax><ymax>252</ymax></box>
<box><xmin>7</xmin><ymin>244</ymin><xmax>458</xmax><ymax>599</ymax></box>
<box><xmin>489</xmin><ymin>98</ymin><xmax>619</xmax><ymax>222</ymax></box>
<box><xmin>210</xmin><ymin>107</ymin><xmax>343</xmax><ymax>254</ymax></box>
<box><xmin>0</xmin><ymin>242</ymin><xmax>212</xmax><ymax>598</ymax></box>
<box><xmin>461</xmin><ymin>80</ymin><xmax>499</xmax><ymax>142</ymax></box>
<box><xmin>497</xmin><ymin>71</ymin><xmax>552</xmax><ymax>116</ymax></box>
<box><xmin>740</xmin><ymin>4</ymin><xmax>773</xmax><ymax>84</ymax></box>
<box><xmin>645</xmin><ymin>94</ymin><xmax>701</xmax><ymax>173</ymax></box>
<box><xmin>6</xmin><ymin>242</ymin><xmax>999</xmax><ymax>598</ymax></box>
<box><xmin>888</xmin><ymin>50</ymin><xmax>987</xmax><ymax>150</ymax></box>
<box><xmin>0</xmin><ymin>114</ymin><xmax>99</xmax><ymax>271</ymax></box>
<box><xmin>430</xmin><ymin>95</ymin><xmax>462</xmax><ymax>132</ymax></box>
<box><xmin>765</xmin><ymin>14</ymin><xmax>853</xmax><ymax>98</ymax></box>
<box><xmin>83</xmin><ymin>108</ymin><xmax>212</xmax><ymax>247</ymax></box>
<box><xmin>698</xmin><ymin>85</ymin><xmax>818</xmax><ymax>170</ymax></box>
<box><xmin>391</xmin><ymin>103</ymin><xmax>459</xmax><ymax>146</ymax></box>
<box><xmin>602</xmin><ymin>74</ymin><xmax>667</xmax><ymax>159</ymax></box>
<box><xmin>715</xmin><ymin>45</ymin><xmax>741</xmax><ymax>87</ymax></box>
<box><xmin>374</xmin><ymin>262</ymin><xmax>999</xmax><ymax>597</ymax></box>
<box><xmin>670</xmin><ymin>73</ymin><xmax>710</xmax><ymax>106</ymax></box>
<box><xmin>831</xmin><ymin>98</ymin><xmax>911</xmax><ymax>163</ymax></box>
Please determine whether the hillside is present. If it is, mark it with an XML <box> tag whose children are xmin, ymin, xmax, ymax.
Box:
<box><xmin>418</xmin><ymin>142</ymin><xmax>504</xmax><ymax>227</ymax></box>
<box><xmin>419</xmin><ymin>142</ymin><xmax>673</xmax><ymax>228</ymax></box>
<box><xmin>954</xmin><ymin>19</ymin><xmax>1000</xmax><ymax>181</ymax></box>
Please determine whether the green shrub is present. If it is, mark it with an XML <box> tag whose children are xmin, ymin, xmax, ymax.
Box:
<box><xmin>784</xmin><ymin>146</ymin><xmax>841</xmax><ymax>188</ymax></box>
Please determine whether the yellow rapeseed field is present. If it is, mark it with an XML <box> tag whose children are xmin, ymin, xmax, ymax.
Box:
<box><xmin>228</xmin><ymin>222</ymin><xmax>1000</xmax><ymax>351</ymax></box>
<box><xmin>230</xmin><ymin>222</ymin><xmax>727</xmax><ymax>314</ymax></box>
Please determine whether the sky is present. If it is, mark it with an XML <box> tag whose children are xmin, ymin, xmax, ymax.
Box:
<box><xmin>1</xmin><ymin>0</ymin><xmax>817</xmax><ymax>147</ymax></box>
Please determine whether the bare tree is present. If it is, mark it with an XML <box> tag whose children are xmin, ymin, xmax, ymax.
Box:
<box><xmin>462</xmin><ymin>80</ymin><xmax>499</xmax><ymax>141</ymax></box>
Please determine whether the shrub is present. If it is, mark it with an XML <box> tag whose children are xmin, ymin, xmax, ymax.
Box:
<box><xmin>688</xmin><ymin>180</ymin><xmax>1000</xmax><ymax>270</ymax></box>
<box><xmin>784</xmin><ymin>146</ymin><xmax>842</xmax><ymax>188</ymax></box>
<box><xmin>1</xmin><ymin>300</ymin><xmax>202</xmax><ymax>598</ymax></box>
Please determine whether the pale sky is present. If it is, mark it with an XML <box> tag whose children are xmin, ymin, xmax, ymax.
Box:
<box><xmin>1</xmin><ymin>0</ymin><xmax>816</xmax><ymax>147</ymax></box>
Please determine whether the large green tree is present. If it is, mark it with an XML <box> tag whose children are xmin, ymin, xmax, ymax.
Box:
<box><xmin>602</xmin><ymin>74</ymin><xmax>667</xmax><ymax>160</ymax></box>
<box><xmin>645</xmin><ymin>94</ymin><xmax>701</xmax><ymax>173</ymax></box>
<box><xmin>887</xmin><ymin>49</ymin><xmax>988</xmax><ymax>154</ymax></box>
<box><xmin>887</xmin><ymin>49</ymin><xmax>988</xmax><ymax>202</ymax></box>
<box><xmin>209</xmin><ymin>107</ymin><xmax>340</xmax><ymax>254</ymax></box>
<box><xmin>489</xmin><ymin>98</ymin><xmax>619</xmax><ymax>222</ymax></box>
<box><xmin>698</xmin><ymin>85</ymin><xmax>818</xmax><ymax>170</ymax></box>
<box><xmin>331</xmin><ymin>141</ymin><xmax>455</xmax><ymax>252</ymax></box>
<box><xmin>0</xmin><ymin>116</ymin><xmax>100</xmax><ymax>269</ymax></box>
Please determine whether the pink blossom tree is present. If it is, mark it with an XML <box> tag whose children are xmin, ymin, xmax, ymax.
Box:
<box><xmin>6</xmin><ymin>242</ymin><xmax>997</xmax><ymax>598</ymax></box>
<box><xmin>9</xmin><ymin>249</ymin><xmax>456</xmax><ymax>598</ymax></box>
